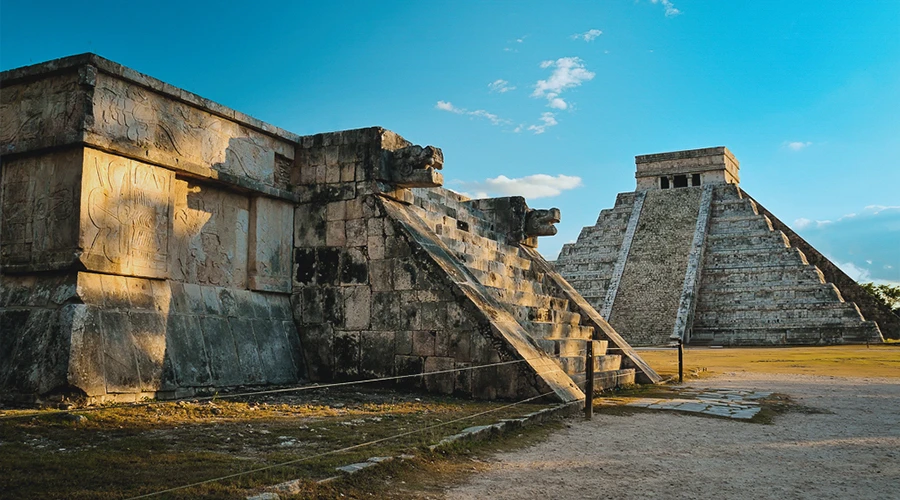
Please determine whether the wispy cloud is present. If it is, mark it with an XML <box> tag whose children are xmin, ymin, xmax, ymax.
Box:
<box><xmin>527</xmin><ymin>112</ymin><xmax>558</xmax><ymax>134</ymax></box>
<box><xmin>571</xmin><ymin>29</ymin><xmax>603</xmax><ymax>42</ymax></box>
<box><xmin>488</xmin><ymin>79</ymin><xmax>516</xmax><ymax>93</ymax></box>
<box><xmin>532</xmin><ymin>57</ymin><xmax>595</xmax><ymax>110</ymax></box>
<box><xmin>651</xmin><ymin>0</ymin><xmax>681</xmax><ymax>17</ymax></box>
<box><xmin>458</xmin><ymin>173</ymin><xmax>582</xmax><ymax>199</ymax></box>
<box><xmin>796</xmin><ymin>205</ymin><xmax>900</xmax><ymax>284</ymax></box>
<box><xmin>435</xmin><ymin>101</ymin><xmax>509</xmax><ymax>125</ymax></box>
<box><xmin>784</xmin><ymin>141</ymin><xmax>813</xmax><ymax>151</ymax></box>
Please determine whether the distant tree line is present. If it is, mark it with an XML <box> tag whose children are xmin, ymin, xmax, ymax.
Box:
<box><xmin>860</xmin><ymin>282</ymin><xmax>900</xmax><ymax>316</ymax></box>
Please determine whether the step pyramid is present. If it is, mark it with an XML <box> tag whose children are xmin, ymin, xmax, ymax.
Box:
<box><xmin>555</xmin><ymin>147</ymin><xmax>892</xmax><ymax>346</ymax></box>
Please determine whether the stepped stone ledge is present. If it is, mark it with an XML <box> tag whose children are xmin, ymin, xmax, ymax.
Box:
<box><xmin>0</xmin><ymin>53</ymin><xmax>653</xmax><ymax>404</ymax></box>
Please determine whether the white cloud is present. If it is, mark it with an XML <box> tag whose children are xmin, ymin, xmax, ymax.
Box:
<box><xmin>488</xmin><ymin>79</ymin><xmax>516</xmax><ymax>93</ymax></box>
<box><xmin>435</xmin><ymin>101</ymin><xmax>509</xmax><ymax>125</ymax></box>
<box><xmin>785</xmin><ymin>141</ymin><xmax>812</xmax><ymax>151</ymax></box>
<box><xmin>548</xmin><ymin>96</ymin><xmax>568</xmax><ymax>110</ymax></box>
<box><xmin>836</xmin><ymin>261</ymin><xmax>871</xmax><ymax>282</ymax></box>
<box><xmin>793</xmin><ymin>217</ymin><xmax>811</xmax><ymax>230</ymax></box>
<box><xmin>527</xmin><ymin>112</ymin><xmax>558</xmax><ymax>134</ymax></box>
<box><xmin>459</xmin><ymin>173</ymin><xmax>582</xmax><ymax>199</ymax></box>
<box><xmin>532</xmin><ymin>57</ymin><xmax>595</xmax><ymax>109</ymax></box>
<box><xmin>571</xmin><ymin>29</ymin><xmax>603</xmax><ymax>41</ymax></box>
<box><xmin>651</xmin><ymin>0</ymin><xmax>681</xmax><ymax>17</ymax></box>
<box><xmin>435</xmin><ymin>100</ymin><xmax>462</xmax><ymax>113</ymax></box>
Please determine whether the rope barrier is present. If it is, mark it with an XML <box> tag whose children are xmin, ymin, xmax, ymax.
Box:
<box><xmin>125</xmin><ymin>388</ymin><xmax>561</xmax><ymax>499</ymax></box>
<box><xmin>0</xmin><ymin>357</ymin><xmax>542</xmax><ymax>421</ymax></box>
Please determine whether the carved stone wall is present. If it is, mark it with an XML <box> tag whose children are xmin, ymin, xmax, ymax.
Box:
<box><xmin>80</xmin><ymin>148</ymin><xmax>174</xmax><ymax>278</ymax></box>
<box><xmin>0</xmin><ymin>149</ymin><xmax>83</xmax><ymax>271</ymax></box>
<box><xmin>1</xmin><ymin>55</ymin><xmax>304</xmax><ymax>402</ymax></box>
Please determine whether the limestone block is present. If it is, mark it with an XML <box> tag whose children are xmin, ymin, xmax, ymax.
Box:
<box><xmin>394</xmin><ymin>355</ymin><xmax>424</xmax><ymax>389</ymax></box>
<box><xmin>333</xmin><ymin>331</ymin><xmax>360</xmax><ymax>379</ymax></box>
<box><xmin>128</xmin><ymin>311</ymin><xmax>170</xmax><ymax>391</ymax></box>
<box><xmin>198</xmin><ymin>316</ymin><xmax>244</xmax><ymax>387</ymax></box>
<box><xmin>299</xmin><ymin>323</ymin><xmax>334</xmax><ymax>381</ymax></box>
<box><xmin>340</xmin><ymin>247</ymin><xmax>368</xmax><ymax>285</ymax></box>
<box><xmin>0</xmin><ymin>71</ymin><xmax>86</xmax><ymax>154</ymax></box>
<box><xmin>227</xmin><ymin>317</ymin><xmax>268</xmax><ymax>385</ymax></box>
<box><xmin>412</xmin><ymin>331</ymin><xmax>436</xmax><ymax>357</ymax></box>
<box><xmin>344</xmin><ymin>287</ymin><xmax>371</xmax><ymax>330</ymax></box>
<box><xmin>249</xmin><ymin>197</ymin><xmax>293</xmax><ymax>292</ymax></box>
<box><xmin>80</xmin><ymin>149</ymin><xmax>174</xmax><ymax>279</ymax></box>
<box><xmin>167</xmin><ymin>179</ymin><xmax>249</xmax><ymax>287</ymax></box>
<box><xmin>359</xmin><ymin>331</ymin><xmax>395</xmax><ymax>378</ymax></box>
<box><xmin>0</xmin><ymin>150</ymin><xmax>83</xmax><ymax>271</ymax></box>
<box><xmin>423</xmin><ymin>356</ymin><xmax>455</xmax><ymax>394</ymax></box>
<box><xmin>165</xmin><ymin>314</ymin><xmax>212</xmax><ymax>387</ymax></box>
<box><xmin>66</xmin><ymin>305</ymin><xmax>106</xmax><ymax>396</ymax></box>
<box><xmin>99</xmin><ymin>311</ymin><xmax>141</xmax><ymax>393</ymax></box>
<box><xmin>294</xmin><ymin>204</ymin><xmax>327</xmax><ymax>248</ymax></box>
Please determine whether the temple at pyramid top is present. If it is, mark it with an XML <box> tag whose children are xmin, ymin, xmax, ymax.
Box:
<box><xmin>635</xmin><ymin>147</ymin><xmax>740</xmax><ymax>190</ymax></box>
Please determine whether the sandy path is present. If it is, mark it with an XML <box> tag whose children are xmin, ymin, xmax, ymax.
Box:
<box><xmin>445</xmin><ymin>373</ymin><xmax>900</xmax><ymax>500</ymax></box>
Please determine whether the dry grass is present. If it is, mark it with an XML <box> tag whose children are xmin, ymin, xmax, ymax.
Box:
<box><xmin>0</xmin><ymin>387</ymin><xmax>555</xmax><ymax>499</ymax></box>
<box><xmin>637</xmin><ymin>344</ymin><xmax>900</xmax><ymax>379</ymax></box>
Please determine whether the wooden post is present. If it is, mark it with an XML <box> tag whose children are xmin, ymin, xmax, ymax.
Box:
<box><xmin>585</xmin><ymin>340</ymin><xmax>594</xmax><ymax>420</ymax></box>
<box><xmin>677</xmin><ymin>340</ymin><xmax>684</xmax><ymax>383</ymax></box>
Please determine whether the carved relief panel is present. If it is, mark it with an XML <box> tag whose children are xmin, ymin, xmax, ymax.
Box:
<box><xmin>79</xmin><ymin>149</ymin><xmax>174</xmax><ymax>278</ymax></box>
<box><xmin>0</xmin><ymin>150</ymin><xmax>82</xmax><ymax>270</ymax></box>
<box><xmin>0</xmin><ymin>72</ymin><xmax>85</xmax><ymax>154</ymax></box>
<box><xmin>248</xmin><ymin>197</ymin><xmax>293</xmax><ymax>293</ymax></box>
<box><xmin>168</xmin><ymin>179</ymin><xmax>249</xmax><ymax>288</ymax></box>
<box><xmin>91</xmin><ymin>73</ymin><xmax>289</xmax><ymax>188</ymax></box>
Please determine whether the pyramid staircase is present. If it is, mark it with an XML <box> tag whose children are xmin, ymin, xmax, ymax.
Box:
<box><xmin>555</xmin><ymin>192</ymin><xmax>637</xmax><ymax>313</ymax></box>
<box><xmin>690</xmin><ymin>185</ymin><xmax>882</xmax><ymax>345</ymax></box>
<box><xmin>388</xmin><ymin>187</ymin><xmax>658</xmax><ymax>390</ymax></box>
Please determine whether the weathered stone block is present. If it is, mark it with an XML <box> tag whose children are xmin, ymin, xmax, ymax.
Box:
<box><xmin>359</xmin><ymin>331</ymin><xmax>395</xmax><ymax>378</ymax></box>
<box><xmin>343</xmin><ymin>287</ymin><xmax>371</xmax><ymax>330</ymax></box>
<box><xmin>168</xmin><ymin>178</ymin><xmax>249</xmax><ymax>288</ymax></box>
<box><xmin>198</xmin><ymin>316</ymin><xmax>244</xmax><ymax>387</ymax></box>
<box><xmin>0</xmin><ymin>149</ymin><xmax>83</xmax><ymax>271</ymax></box>
<box><xmin>333</xmin><ymin>331</ymin><xmax>360</xmax><ymax>380</ymax></box>
<box><xmin>249</xmin><ymin>197</ymin><xmax>293</xmax><ymax>292</ymax></box>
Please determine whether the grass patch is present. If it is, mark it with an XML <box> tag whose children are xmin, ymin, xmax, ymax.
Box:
<box><xmin>637</xmin><ymin>345</ymin><xmax>900</xmax><ymax>379</ymax></box>
<box><xmin>0</xmin><ymin>387</ymin><xmax>555</xmax><ymax>499</ymax></box>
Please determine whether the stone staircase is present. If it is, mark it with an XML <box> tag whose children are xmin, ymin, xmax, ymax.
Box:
<box><xmin>555</xmin><ymin>192</ymin><xmax>637</xmax><ymax>311</ymax></box>
<box><xmin>691</xmin><ymin>185</ymin><xmax>882</xmax><ymax>345</ymax></box>
<box><xmin>404</xmin><ymin>188</ymin><xmax>638</xmax><ymax>390</ymax></box>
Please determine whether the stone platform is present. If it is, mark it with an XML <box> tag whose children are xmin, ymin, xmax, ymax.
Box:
<box><xmin>0</xmin><ymin>53</ymin><xmax>658</xmax><ymax>403</ymax></box>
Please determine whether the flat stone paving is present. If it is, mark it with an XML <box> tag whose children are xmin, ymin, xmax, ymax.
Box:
<box><xmin>602</xmin><ymin>388</ymin><xmax>772</xmax><ymax>420</ymax></box>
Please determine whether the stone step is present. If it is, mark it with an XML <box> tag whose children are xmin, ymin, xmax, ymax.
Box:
<box><xmin>569</xmin><ymin>368</ymin><xmax>636</xmax><ymax>391</ymax></box>
<box><xmin>469</xmin><ymin>268</ymin><xmax>545</xmax><ymax>296</ymax></box>
<box><xmin>703</xmin><ymin>248</ymin><xmax>807</xmax><ymax>269</ymax></box>
<box><xmin>554</xmin><ymin>253</ymin><xmax>620</xmax><ymax>266</ymax></box>
<box><xmin>695</xmin><ymin>283</ymin><xmax>844</xmax><ymax>306</ymax></box>
<box><xmin>694</xmin><ymin>307</ymin><xmax>867</xmax><ymax>327</ymax></box>
<box><xmin>513</xmin><ymin>305</ymin><xmax>583</xmax><ymax>325</ymax></box>
<box><xmin>526</xmin><ymin>321</ymin><xmax>595</xmax><ymax>340</ymax></box>
<box><xmin>557</xmin><ymin>354</ymin><xmax>623</xmax><ymax>376</ymax></box>
<box><xmin>484</xmin><ymin>288</ymin><xmax>569</xmax><ymax>311</ymax></box>
<box><xmin>707</xmin><ymin>215</ymin><xmax>774</xmax><ymax>235</ymax></box>
<box><xmin>705</xmin><ymin>231</ymin><xmax>791</xmax><ymax>250</ymax></box>
<box><xmin>690</xmin><ymin>323</ymin><xmax>881</xmax><ymax>345</ymax></box>
<box><xmin>533</xmin><ymin>339</ymin><xmax>608</xmax><ymax>357</ymax></box>
<box><xmin>700</xmin><ymin>265</ymin><xmax>825</xmax><ymax>287</ymax></box>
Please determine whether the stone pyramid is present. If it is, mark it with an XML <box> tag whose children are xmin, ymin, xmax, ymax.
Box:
<box><xmin>555</xmin><ymin>148</ymin><xmax>893</xmax><ymax>346</ymax></box>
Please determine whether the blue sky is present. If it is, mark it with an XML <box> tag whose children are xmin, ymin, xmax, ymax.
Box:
<box><xmin>2</xmin><ymin>0</ymin><xmax>897</xmax><ymax>283</ymax></box>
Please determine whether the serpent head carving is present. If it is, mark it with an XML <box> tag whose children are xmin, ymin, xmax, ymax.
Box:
<box><xmin>386</xmin><ymin>145</ymin><xmax>444</xmax><ymax>188</ymax></box>
<box><xmin>524</xmin><ymin>208</ymin><xmax>561</xmax><ymax>237</ymax></box>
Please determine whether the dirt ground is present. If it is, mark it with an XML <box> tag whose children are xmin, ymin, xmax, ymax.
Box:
<box><xmin>443</xmin><ymin>372</ymin><xmax>900</xmax><ymax>500</ymax></box>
